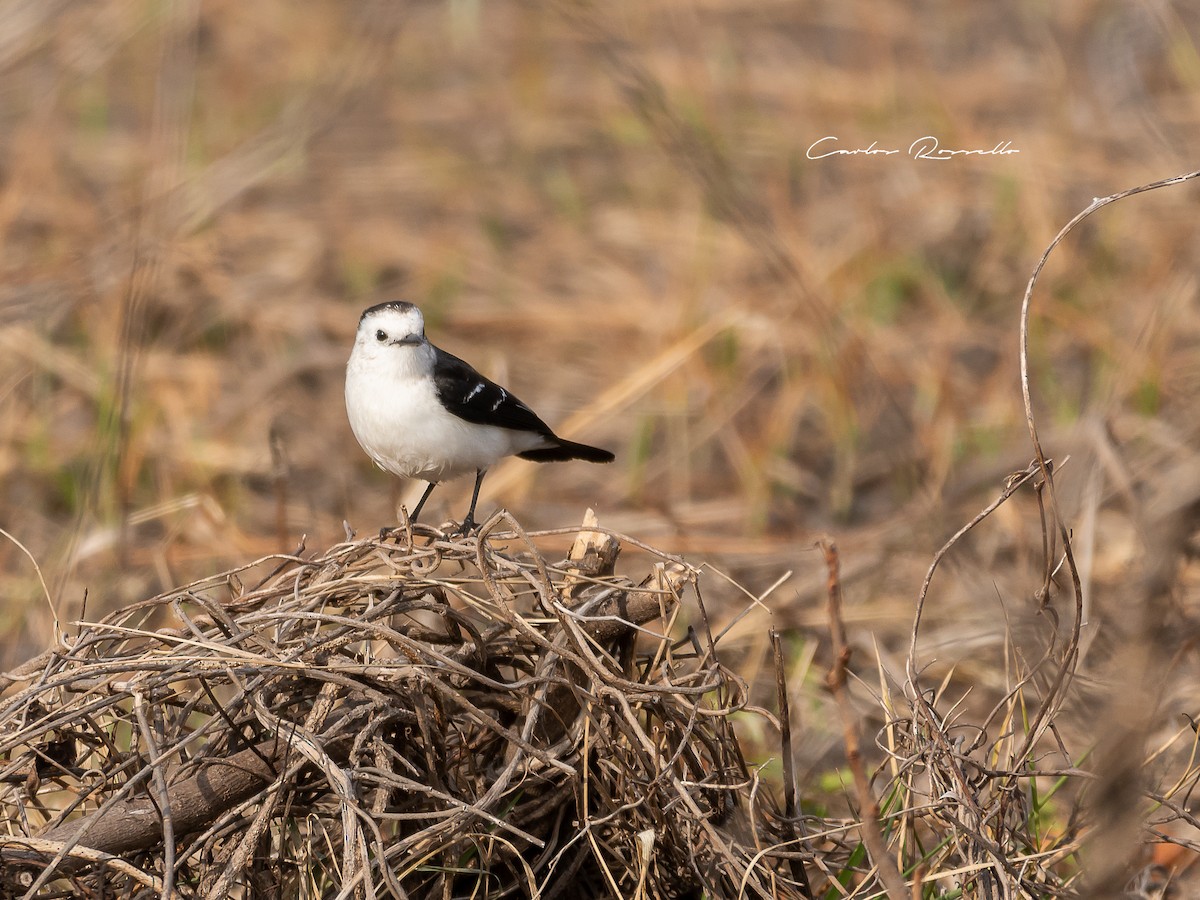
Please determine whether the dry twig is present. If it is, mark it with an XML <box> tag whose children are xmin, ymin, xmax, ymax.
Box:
<box><xmin>822</xmin><ymin>540</ymin><xmax>908</xmax><ymax>900</ymax></box>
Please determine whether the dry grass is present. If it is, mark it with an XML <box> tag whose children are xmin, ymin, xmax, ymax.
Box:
<box><xmin>2</xmin><ymin>1</ymin><xmax>1200</xmax><ymax>896</ymax></box>
<box><xmin>1</xmin><ymin>436</ymin><xmax>1193</xmax><ymax>897</ymax></box>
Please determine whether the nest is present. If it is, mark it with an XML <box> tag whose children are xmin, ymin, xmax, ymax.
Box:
<box><xmin>0</xmin><ymin>512</ymin><xmax>812</xmax><ymax>898</ymax></box>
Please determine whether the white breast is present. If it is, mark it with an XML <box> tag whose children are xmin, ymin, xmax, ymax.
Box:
<box><xmin>345</xmin><ymin>362</ymin><xmax>545</xmax><ymax>483</ymax></box>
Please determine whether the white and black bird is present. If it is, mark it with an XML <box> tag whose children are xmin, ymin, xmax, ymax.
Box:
<box><xmin>345</xmin><ymin>301</ymin><xmax>614</xmax><ymax>532</ymax></box>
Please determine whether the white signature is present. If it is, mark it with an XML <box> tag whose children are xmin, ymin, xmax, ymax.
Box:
<box><xmin>807</xmin><ymin>136</ymin><xmax>1019</xmax><ymax>160</ymax></box>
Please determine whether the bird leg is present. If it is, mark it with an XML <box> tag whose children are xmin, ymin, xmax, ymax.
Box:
<box><xmin>409</xmin><ymin>481</ymin><xmax>438</xmax><ymax>522</ymax></box>
<box><xmin>380</xmin><ymin>482</ymin><xmax>438</xmax><ymax>540</ymax></box>
<box><xmin>456</xmin><ymin>469</ymin><xmax>487</xmax><ymax>535</ymax></box>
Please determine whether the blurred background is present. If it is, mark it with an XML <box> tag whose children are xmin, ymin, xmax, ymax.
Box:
<box><xmin>1</xmin><ymin>0</ymin><xmax>1199</xmax><ymax>803</ymax></box>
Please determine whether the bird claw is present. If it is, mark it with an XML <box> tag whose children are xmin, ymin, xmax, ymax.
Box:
<box><xmin>451</xmin><ymin>516</ymin><xmax>479</xmax><ymax>538</ymax></box>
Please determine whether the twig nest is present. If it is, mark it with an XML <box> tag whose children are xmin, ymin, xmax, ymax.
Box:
<box><xmin>0</xmin><ymin>511</ymin><xmax>807</xmax><ymax>899</ymax></box>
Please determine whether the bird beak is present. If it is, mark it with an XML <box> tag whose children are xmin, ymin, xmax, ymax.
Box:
<box><xmin>392</xmin><ymin>333</ymin><xmax>424</xmax><ymax>346</ymax></box>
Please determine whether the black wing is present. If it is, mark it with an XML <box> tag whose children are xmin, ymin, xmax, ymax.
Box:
<box><xmin>431</xmin><ymin>345</ymin><xmax>554</xmax><ymax>436</ymax></box>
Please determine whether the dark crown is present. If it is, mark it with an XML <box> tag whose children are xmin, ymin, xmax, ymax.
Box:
<box><xmin>359</xmin><ymin>300</ymin><xmax>417</xmax><ymax>323</ymax></box>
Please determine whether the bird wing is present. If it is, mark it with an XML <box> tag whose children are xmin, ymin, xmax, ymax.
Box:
<box><xmin>431</xmin><ymin>345</ymin><xmax>554</xmax><ymax>436</ymax></box>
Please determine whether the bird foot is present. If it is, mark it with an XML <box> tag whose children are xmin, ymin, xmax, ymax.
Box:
<box><xmin>450</xmin><ymin>516</ymin><xmax>479</xmax><ymax>537</ymax></box>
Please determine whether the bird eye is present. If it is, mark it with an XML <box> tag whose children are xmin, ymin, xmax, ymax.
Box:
<box><xmin>375</xmin><ymin>329</ymin><xmax>387</xmax><ymax>342</ymax></box>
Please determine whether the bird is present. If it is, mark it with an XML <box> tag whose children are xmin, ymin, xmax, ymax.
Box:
<box><xmin>345</xmin><ymin>301</ymin><xmax>614</xmax><ymax>533</ymax></box>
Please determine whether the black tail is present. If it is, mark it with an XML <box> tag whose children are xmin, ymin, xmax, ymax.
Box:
<box><xmin>518</xmin><ymin>437</ymin><xmax>614</xmax><ymax>464</ymax></box>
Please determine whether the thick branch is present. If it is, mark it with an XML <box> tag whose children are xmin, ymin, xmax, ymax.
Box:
<box><xmin>37</xmin><ymin>738</ymin><xmax>286</xmax><ymax>855</ymax></box>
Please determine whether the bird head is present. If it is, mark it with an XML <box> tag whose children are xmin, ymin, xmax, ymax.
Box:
<box><xmin>352</xmin><ymin>301</ymin><xmax>430</xmax><ymax>368</ymax></box>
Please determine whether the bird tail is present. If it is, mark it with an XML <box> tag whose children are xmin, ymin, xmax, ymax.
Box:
<box><xmin>518</xmin><ymin>437</ymin><xmax>614</xmax><ymax>464</ymax></box>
